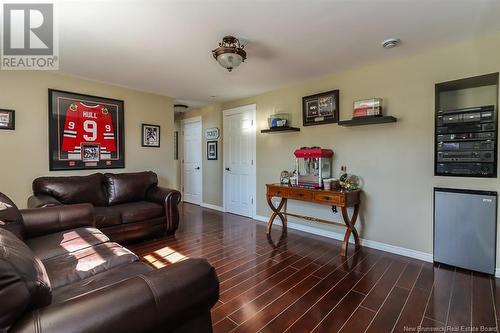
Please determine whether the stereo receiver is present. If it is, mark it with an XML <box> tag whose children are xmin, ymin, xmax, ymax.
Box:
<box><xmin>435</xmin><ymin>105</ymin><xmax>497</xmax><ymax>177</ymax></box>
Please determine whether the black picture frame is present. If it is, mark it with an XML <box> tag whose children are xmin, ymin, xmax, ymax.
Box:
<box><xmin>207</xmin><ymin>141</ymin><xmax>217</xmax><ymax>160</ymax></box>
<box><xmin>174</xmin><ymin>131</ymin><xmax>179</xmax><ymax>160</ymax></box>
<box><xmin>0</xmin><ymin>109</ymin><xmax>15</xmax><ymax>130</ymax></box>
<box><xmin>48</xmin><ymin>89</ymin><xmax>125</xmax><ymax>171</ymax></box>
<box><xmin>302</xmin><ymin>89</ymin><xmax>339</xmax><ymax>126</ymax></box>
<box><xmin>142</xmin><ymin>124</ymin><xmax>161</xmax><ymax>148</ymax></box>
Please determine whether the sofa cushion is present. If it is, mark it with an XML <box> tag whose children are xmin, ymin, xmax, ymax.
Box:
<box><xmin>104</xmin><ymin>171</ymin><xmax>158</xmax><ymax>206</ymax></box>
<box><xmin>94</xmin><ymin>206</ymin><xmax>121</xmax><ymax>228</ymax></box>
<box><xmin>110</xmin><ymin>201</ymin><xmax>163</xmax><ymax>224</ymax></box>
<box><xmin>0</xmin><ymin>192</ymin><xmax>25</xmax><ymax>240</ymax></box>
<box><xmin>43</xmin><ymin>242</ymin><xmax>138</xmax><ymax>288</ymax></box>
<box><xmin>52</xmin><ymin>262</ymin><xmax>153</xmax><ymax>303</ymax></box>
<box><xmin>33</xmin><ymin>173</ymin><xmax>107</xmax><ymax>207</ymax></box>
<box><xmin>26</xmin><ymin>227</ymin><xmax>110</xmax><ymax>261</ymax></box>
<box><xmin>0</xmin><ymin>229</ymin><xmax>52</xmax><ymax>330</ymax></box>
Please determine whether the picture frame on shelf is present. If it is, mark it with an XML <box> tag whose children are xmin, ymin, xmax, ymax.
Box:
<box><xmin>207</xmin><ymin>140</ymin><xmax>217</xmax><ymax>160</ymax></box>
<box><xmin>302</xmin><ymin>89</ymin><xmax>339</xmax><ymax>126</ymax></box>
<box><xmin>48</xmin><ymin>89</ymin><xmax>125</xmax><ymax>171</ymax></box>
<box><xmin>142</xmin><ymin>124</ymin><xmax>161</xmax><ymax>147</ymax></box>
<box><xmin>0</xmin><ymin>109</ymin><xmax>15</xmax><ymax>130</ymax></box>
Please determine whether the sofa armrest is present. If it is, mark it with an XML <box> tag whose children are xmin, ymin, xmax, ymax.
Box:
<box><xmin>27</xmin><ymin>194</ymin><xmax>61</xmax><ymax>209</ymax></box>
<box><xmin>10</xmin><ymin>258</ymin><xmax>219</xmax><ymax>333</ymax></box>
<box><xmin>20</xmin><ymin>204</ymin><xmax>95</xmax><ymax>238</ymax></box>
<box><xmin>146</xmin><ymin>186</ymin><xmax>181</xmax><ymax>234</ymax></box>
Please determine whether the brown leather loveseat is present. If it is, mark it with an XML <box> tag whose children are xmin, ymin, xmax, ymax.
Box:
<box><xmin>28</xmin><ymin>171</ymin><xmax>181</xmax><ymax>242</ymax></box>
<box><xmin>0</xmin><ymin>192</ymin><xmax>219</xmax><ymax>333</ymax></box>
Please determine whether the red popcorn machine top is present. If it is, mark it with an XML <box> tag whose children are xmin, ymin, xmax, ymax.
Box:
<box><xmin>294</xmin><ymin>147</ymin><xmax>334</xmax><ymax>188</ymax></box>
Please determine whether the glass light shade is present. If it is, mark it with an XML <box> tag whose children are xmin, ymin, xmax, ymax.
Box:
<box><xmin>216</xmin><ymin>53</ymin><xmax>243</xmax><ymax>70</ymax></box>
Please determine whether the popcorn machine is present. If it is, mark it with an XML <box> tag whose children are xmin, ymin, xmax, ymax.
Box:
<box><xmin>294</xmin><ymin>147</ymin><xmax>334</xmax><ymax>188</ymax></box>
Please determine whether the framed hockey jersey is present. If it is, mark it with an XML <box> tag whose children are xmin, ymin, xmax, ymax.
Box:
<box><xmin>48</xmin><ymin>89</ymin><xmax>125</xmax><ymax>171</ymax></box>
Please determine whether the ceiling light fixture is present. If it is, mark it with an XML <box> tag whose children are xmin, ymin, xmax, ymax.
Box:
<box><xmin>212</xmin><ymin>36</ymin><xmax>247</xmax><ymax>72</ymax></box>
<box><xmin>382</xmin><ymin>38</ymin><xmax>401</xmax><ymax>49</ymax></box>
<box><xmin>174</xmin><ymin>104</ymin><xmax>188</xmax><ymax>113</ymax></box>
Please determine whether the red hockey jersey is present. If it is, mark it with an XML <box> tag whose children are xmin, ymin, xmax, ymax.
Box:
<box><xmin>61</xmin><ymin>102</ymin><xmax>116</xmax><ymax>159</ymax></box>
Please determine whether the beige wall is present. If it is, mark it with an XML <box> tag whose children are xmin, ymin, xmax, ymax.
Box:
<box><xmin>193</xmin><ymin>31</ymin><xmax>500</xmax><ymax>258</ymax></box>
<box><xmin>181</xmin><ymin>104</ymin><xmax>223</xmax><ymax>207</ymax></box>
<box><xmin>0</xmin><ymin>71</ymin><xmax>175</xmax><ymax>207</ymax></box>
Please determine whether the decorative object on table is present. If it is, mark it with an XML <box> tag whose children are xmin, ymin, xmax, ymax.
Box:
<box><xmin>323</xmin><ymin>178</ymin><xmax>332</xmax><ymax>190</ymax></box>
<box><xmin>294</xmin><ymin>147</ymin><xmax>334</xmax><ymax>188</ymax></box>
<box><xmin>48</xmin><ymin>89</ymin><xmax>125</xmax><ymax>171</ymax></box>
<box><xmin>280</xmin><ymin>170</ymin><xmax>291</xmax><ymax>185</ymax></box>
<box><xmin>302</xmin><ymin>90</ymin><xmax>339</xmax><ymax>126</ymax></box>
<box><xmin>0</xmin><ymin>109</ymin><xmax>15</xmax><ymax>130</ymax></box>
<box><xmin>338</xmin><ymin>166</ymin><xmax>360</xmax><ymax>190</ymax></box>
<box><xmin>212</xmin><ymin>35</ymin><xmax>247</xmax><ymax>72</ymax></box>
<box><xmin>174</xmin><ymin>131</ymin><xmax>179</xmax><ymax>160</ymax></box>
<box><xmin>207</xmin><ymin>140</ymin><xmax>217</xmax><ymax>160</ymax></box>
<box><xmin>205</xmin><ymin>127</ymin><xmax>220</xmax><ymax>140</ymax></box>
<box><xmin>341</xmin><ymin>175</ymin><xmax>360</xmax><ymax>191</ymax></box>
<box><xmin>353</xmin><ymin>98</ymin><xmax>382</xmax><ymax>118</ymax></box>
<box><xmin>339</xmin><ymin>165</ymin><xmax>348</xmax><ymax>182</ymax></box>
<box><xmin>329</xmin><ymin>178</ymin><xmax>340</xmax><ymax>190</ymax></box>
<box><xmin>268</xmin><ymin>113</ymin><xmax>290</xmax><ymax>128</ymax></box>
<box><xmin>290</xmin><ymin>170</ymin><xmax>298</xmax><ymax>186</ymax></box>
<box><xmin>142</xmin><ymin>124</ymin><xmax>160</xmax><ymax>147</ymax></box>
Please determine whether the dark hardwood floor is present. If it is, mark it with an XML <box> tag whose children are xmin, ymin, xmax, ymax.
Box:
<box><xmin>128</xmin><ymin>203</ymin><xmax>500</xmax><ymax>333</ymax></box>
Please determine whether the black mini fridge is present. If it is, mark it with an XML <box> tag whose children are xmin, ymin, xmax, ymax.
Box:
<box><xmin>434</xmin><ymin>188</ymin><xmax>497</xmax><ymax>275</ymax></box>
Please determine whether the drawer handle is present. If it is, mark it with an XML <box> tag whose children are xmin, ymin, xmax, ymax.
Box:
<box><xmin>276</xmin><ymin>191</ymin><xmax>282</xmax><ymax>195</ymax></box>
<box><xmin>323</xmin><ymin>196</ymin><xmax>331</xmax><ymax>200</ymax></box>
<box><xmin>297</xmin><ymin>193</ymin><xmax>304</xmax><ymax>197</ymax></box>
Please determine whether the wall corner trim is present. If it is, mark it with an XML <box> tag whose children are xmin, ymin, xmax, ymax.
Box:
<box><xmin>254</xmin><ymin>214</ymin><xmax>433</xmax><ymax>263</ymax></box>
<box><xmin>201</xmin><ymin>202</ymin><xmax>225</xmax><ymax>212</ymax></box>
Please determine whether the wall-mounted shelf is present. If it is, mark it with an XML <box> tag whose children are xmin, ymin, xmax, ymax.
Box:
<box><xmin>338</xmin><ymin>116</ymin><xmax>397</xmax><ymax>127</ymax></box>
<box><xmin>261</xmin><ymin>127</ymin><xmax>301</xmax><ymax>134</ymax></box>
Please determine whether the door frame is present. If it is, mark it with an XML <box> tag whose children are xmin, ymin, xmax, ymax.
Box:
<box><xmin>222</xmin><ymin>104</ymin><xmax>257</xmax><ymax>218</ymax></box>
<box><xmin>181</xmin><ymin>116</ymin><xmax>203</xmax><ymax>205</ymax></box>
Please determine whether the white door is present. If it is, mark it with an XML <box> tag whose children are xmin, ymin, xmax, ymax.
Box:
<box><xmin>223</xmin><ymin>105</ymin><xmax>256</xmax><ymax>218</ymax></box>
<box><xmin>182</xmin><ymin>118</ymin><xmax>202</xmax><ymax>205</ymax></box>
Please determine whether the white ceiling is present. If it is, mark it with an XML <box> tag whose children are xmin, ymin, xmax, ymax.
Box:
<box><xmin>55</xmin><ymin>0</ymin><xmax>500</xmax><ymax>107</ymax></box>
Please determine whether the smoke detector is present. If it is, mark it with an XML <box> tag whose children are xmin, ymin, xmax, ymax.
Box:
<box><xmin>382</xmin><ymin>38</ymin><xmax>401</xmax><ymax>49</ymax></box>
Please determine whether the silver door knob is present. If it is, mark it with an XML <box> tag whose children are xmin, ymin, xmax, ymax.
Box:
<box><xmin>195</xmin><ymin>167</ymin><xmax>200</xmax><ymax>170</ymax></box>
<box><xmin>225</xmin><ymin>167</ymin><xmax>231</xmax><ymax>171</ymax></box>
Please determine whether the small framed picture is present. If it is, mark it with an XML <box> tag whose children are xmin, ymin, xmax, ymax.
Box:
<box><xmin>0</xmin><ymin>109</ymin><xmax>15</xmax><ymax>130</ymax></box>
<box><xmin>302</xmin><ymin>90</ymin><xmax>339</xmax><ymax>126</ymax></box>
<box><xmin>207</xmin><ymin>141</ymin><xmax>217</xmax><ymax>160</ymax></box>
<box><xmin>142</xmin><ymin>124</ymin><xmax>160</xmax><ymax>147</ymax></box>
<box><xmin>82</xmin><ymin>144</ymin><xmax>101</xmax><ymax>162</ymax></box>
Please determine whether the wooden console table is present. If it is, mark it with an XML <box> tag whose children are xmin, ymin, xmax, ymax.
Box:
<box><xmin>266</xmin><ymin>183</ymin><xmax>362</xmax><ymax>256</ymax></box>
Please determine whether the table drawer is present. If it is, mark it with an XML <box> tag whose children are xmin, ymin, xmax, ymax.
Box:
<box><xmin>288</xmin><ymin>190</ymin><xmax>313</xmax><ymax>201</ymax></box>
<box><xmin>267</xmin><ymin>187</ymin><xmax>289</xmax><ymax>197</ymax></box>
<box><xmin>313</xmin><ymin>192</ymin><xmax>345</xmax><ymax>205</ymax></box>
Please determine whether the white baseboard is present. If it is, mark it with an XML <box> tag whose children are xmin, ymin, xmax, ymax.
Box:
<box><xmin>200</xmin><ymin>202</ymin><xmax>225</xmax><ymax>212</ymax></box>
<box><xmin>254</xmin><ymin>214</ymin><xmax>433</xmax><ymax>263</ymax></box>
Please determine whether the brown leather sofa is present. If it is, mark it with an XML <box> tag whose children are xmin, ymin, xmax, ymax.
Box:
<box><xmin>0</xmin><ymin>192</ymin><xmax>219</xmax><ymax>333</ymax></box>
<box><xmin>28</xmin><ymin>171</ymin><xmax>181</xmax><ymax>243</ymax></box>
